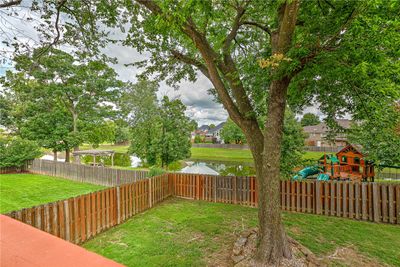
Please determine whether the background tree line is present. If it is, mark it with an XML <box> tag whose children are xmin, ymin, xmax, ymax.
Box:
<box><xmin>0</xmin><ymin>49</ymin><xmax>195</xmax><ymax>169</ymax></box>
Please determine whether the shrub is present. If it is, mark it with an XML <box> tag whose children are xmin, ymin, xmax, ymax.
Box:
<box><xmin>194</xmin><ymin>135</ymin><xmax>202</xmax><ymax>143</ymax></box>
<box><xmin>0</xmin><ymin>138</ymin><xmax>42</xmax><ymax>168</ymax></box>
<box><xmin>148</xmin><ymin>167</ymin><xmax>165</xmax><ymax>177</ymax></box>
<box><xmin>167</xmin><ymin>161</ymin><xmax>183</xmax><ymax>171</ymax></box>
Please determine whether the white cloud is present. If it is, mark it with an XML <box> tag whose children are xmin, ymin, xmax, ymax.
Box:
<box><xmin>102</xmin><ymin>42</ymin><xmax>228</xmax><ymax>125</ymax></box>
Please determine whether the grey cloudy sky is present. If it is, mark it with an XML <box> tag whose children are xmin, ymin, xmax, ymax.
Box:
<box><xmin>101</xmin><ymin>43</ymin><xmax>228</xmax><ymax>126</ymax></box>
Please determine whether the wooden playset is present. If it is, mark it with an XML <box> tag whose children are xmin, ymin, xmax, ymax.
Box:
<box><xmin>318</xmin><ymin>144</ymin><xmax>375</xmax><ymax>181</ymax></box>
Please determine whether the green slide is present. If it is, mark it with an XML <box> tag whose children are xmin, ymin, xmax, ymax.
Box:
<box><xmin>293</xmin><ymin>166</ymin><xmax>320</xmax><ymax>180</ymax></box>
<box><xmin>317</xmin><ymin>173</ymin><xmax>330</xmax><ymax>181</ymax></box>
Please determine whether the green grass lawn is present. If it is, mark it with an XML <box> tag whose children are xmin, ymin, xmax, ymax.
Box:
<box><xmin>190</xmin><ymin>147</ymin><xmax>324</xmax><ymax>163</ymax></box>
<box><xmin>79</xmin><ymin>143</ymin><xmax>129</xmax><ymax>154</ymax></box>
<box><xmin>0</xmin><ymin>174</ymin><xmax>105</xmax><ymax>213</ymax></box>
<box><xmin>83</xmin><ymin>198</ymin><xmax>400</xmax><ymax>267</ymax></box>
<box><xmin>78</xmin><ymin>144</ymin><xmax>325</xmax><ymax>164</ymax></box>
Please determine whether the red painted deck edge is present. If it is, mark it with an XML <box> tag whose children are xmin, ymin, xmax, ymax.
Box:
<box><xmin>0</xmin><ymin>215</ymin><xmax>124</xmax><ymax>267</ymax></box>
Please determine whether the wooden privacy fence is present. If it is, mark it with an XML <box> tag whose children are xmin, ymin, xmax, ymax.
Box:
<box><xmin>29</xmin><ymin>159</ymin><xmax>148</xmax><ymax>186</ymax></box>
<box><xmin>4</xmin><ymin>173</ymin><xmax>399</xmax><ymax>246</ymax></box>
<box><xmin>171</xmin><ymin>173</ymin><xmax>400</xmax><ymax>224</ymax></box>
<box><xmin>6</xmin><ymin>174</ymin><xmax>172</xmax><ymax>244</ymax></box>
<box><xmin>0</xmin><ymin>166</ymin><xmax>24</xmax><ymax>174</ymax></box>
<box><xmin>304</xmin><ymin>146</ymin><xmax>343</xmax><ymax>152</ymax></box>
<box><xmin>0</xmin><ymin>161</ymin><xmax>31</xmax><ymax>174</ymax></box>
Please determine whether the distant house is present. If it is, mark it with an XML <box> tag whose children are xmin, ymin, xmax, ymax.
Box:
<box><xmin>191</xmin><ymin>125</ymin><xmax>210</xmax><ymax>142</ymax></box>
<box><xmin>303</xmin><ymin>119</ymin><xmax>352</xmax><ymax>147</ymax></box>
<box><xmin>195</xmin><ymin>125</ymin><xmax>210</xmax><ymax>135</ymax></box>
<box><xmin>206</xmin><ymin>122</ymin><xmax>225</xmax><ymax>143</ymax></box>
<box><xmin>191</xmin><ymin>123</ymin><xmax>225</xmax><ymax>143</ymax></box>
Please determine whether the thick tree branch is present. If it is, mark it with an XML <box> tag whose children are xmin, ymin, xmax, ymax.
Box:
<box><xmin>241</xmin><ymin>21</ymin><xmax>271</xmax><ymax>35</ymax></box>
<box><xmin>34</xmin><ymin>0</ymin><xmax>67</xmax><ymax>59</ymax></box>
<box><xmin>134</xmin><ymin>0</ymin><xmax>262</xmax><ymax>140</ymax></box>
<box><xmin>0</xmin><ymin>0</ymin><xmax>21</xmax><ymax>8</ymax></box>
<box><xmin>276</xmin><ymin>0</ymin><xmax>301</xmax><ymax>54</ymax></box>
<box><xmin>170</xmin><ymin>50</ymin><xmax>210</xmax><ymax>79</ymax></box>
<box><xmin>135</xmin><ymin>0</ymin><xmax>162</xmax><ymax>15</ymax></box>
<box><xmin>222</xmin><ymin>6</ymin><xmax>246</xmax><ymax>54</ymax></box>
<box><xmin>52</xmin><ymin>0</ymin><xmax>67</xmax><ymax>45</ymax></box>
<box><xmin>219</xmin><ymin>4</ymin><xmax>258</xmax><ymax>121</ymax></box>
<box><xmin>135</xmin><ymin>0</ymin><xmax>242</xmax><ymax>121</ymax></box>
<box><xmin>182</xmin><ymin>19</ymin><xmax>245</xmax><ymax>125</ymax></box>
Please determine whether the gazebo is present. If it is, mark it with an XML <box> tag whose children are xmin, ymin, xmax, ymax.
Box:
<box><xmin>72</xmin><ymin>150</ymin><xmax>115</xmax><ymax>166</ymax></box>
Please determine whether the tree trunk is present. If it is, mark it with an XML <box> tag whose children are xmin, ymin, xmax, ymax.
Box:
<box><xmin>72</xmin><ymin>112</ymin><xmax>80</xmax><ymax>163</ymax></box>
<box><xmin>254</xmin><ymin>77</ymin><xmax>291</xmax><ymax>265</ymax></box>
<box><xmin>65</xmin><ymin>148</ymin><xmax>70</xmax><ymax>163</ymax></box>
<box><xmin>53</xmin><ymin>150</ymin><xmax>58</xmax><ymax>162</ymax></box>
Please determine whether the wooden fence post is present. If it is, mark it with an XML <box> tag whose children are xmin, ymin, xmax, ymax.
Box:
<box><xmin>73</xmin><ymin>197</ymin><xmax>79</xmax><ymax>243</ymax></box>
<box><xmin>196</xmin><ymin>175</ymin><xmax>200</xmax><ymax>200</ymax></box>
<box><xmin>52</xmin><ymin>202</ymin><xmax>59</xmax><ymax>237</ymax></box>
<box><xmin>361</xmin><ymin>183</ymin><xmax>367</xmax><ymax>220</ymax></box>
<box><xmin>373</xmin><ymin>183</ymin><xmax>380</xmax><ymax>223</ymax></box>
<box><xmin>388</xmin><ymin>185</ymin><xmax>394</xmax><ymax>224</ymax></box>
<box><xmin>64</xmin><ymin>200</ymin><xmax>70</xmax><ymax>242</ymax></box>
<box><xmin>233</xmin><ymin>176</ymin><xmax>237</xmax><ymax>204</ymax></box>
<box><xmin>35</xmin><ymin>206</ymin><xmax>42</xmax><ymax>230</ymax></box>
<box><xmin>149</xmin><ymin>178</ymin><xmax>152</xmax><ymax>208</ymax></box>
<box><xmin>116</xmin><ymin>187</ymin><xmax>121</xmax><ymax>224</ymax></box>
<box><xmin>214</xmin><ymin>176</ymin><xmax>217</xmax><ymax>202</ymax></box>
<box><xmin>315</xmin><ymin>181</ymin><xmax>321</xmax><ymax>215</ymax></box>
<box><xmin>396</xmin><ymin>185</ymin><xmax>400</xmax><ymax>224</ymax></box>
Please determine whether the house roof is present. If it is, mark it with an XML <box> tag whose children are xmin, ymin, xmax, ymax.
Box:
<box><xmin>180</xmin><ymin>165</ymin><xmax>219</xmax><ymax>175</ymax></box>
<box><xmin>208</xmin><ymin>122</ymin><xmax>225</xmax><ymax>134</ymax></box>
<box><xmin>303</xmin><ymin>119</ymin><xmax>352</xmax><ymax>134</ymax></box>
<box><xmin>337</xmin><ymin>144</ymin><xmax>364</xmax><ymax>156</ymax></box>
<box><xmin>197</xmin><ymin>125</ymin><xmax>210</xmax><ymax>132</ymax></box>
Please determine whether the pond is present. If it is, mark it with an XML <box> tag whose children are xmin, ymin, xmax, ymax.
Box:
<box><xmin>81</xmin><ymin>152</ymin><xmax>141</xmax><ymax>167</ymax></box>
<box><xmin>79</xmin><ymin>153</ymin><xmax>255</xmax><ymax>176</ymax></box>
<box><xmin>79</xmin><ymin>152</ymin><xmax>256</xmax><ymax>176</ymax></box>
<box><xmin>181</xmin><ymin>160</ymin><xmax>256</xmax><ymax>176</ymax></box>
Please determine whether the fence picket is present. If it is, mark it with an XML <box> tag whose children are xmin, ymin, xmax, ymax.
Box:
<box><xmin>373</xmin><ymin>183</ymin><xmax>380</xmax><ymax>223</ymax></box>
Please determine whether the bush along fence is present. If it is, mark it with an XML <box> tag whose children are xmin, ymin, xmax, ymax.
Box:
<box><xmin>6</xmin><ymin>174</ymin><xmax>172</xmax><ymax>244</ymax></box>
<box><xmin>171</xmin><ymin>173</ymin><xmax>400</xmax><ymax>224</ymax></box>
<box><xmin>29</xmin><ymin>159</ymin><xmax>148</xmax><ymax>186</ymax></box>
<box><xmin>0</xmin><ymin>161</ymin><xmax>31</xmax><ymax>174</ymax></box>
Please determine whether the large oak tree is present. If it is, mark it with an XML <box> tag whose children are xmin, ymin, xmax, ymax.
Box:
<box><xmin>115</xmin><ymin>1</ymin><xmax>399</xmax><ymax>263</ymax></box>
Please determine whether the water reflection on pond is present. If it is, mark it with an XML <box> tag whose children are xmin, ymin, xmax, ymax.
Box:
<box><xmin>182</xmin><ymin>160</ymin><xmax>255</xmax><ymax>176</ymax></box>
<box><xmin>80</xmin><ymin>152</ymin><xmax>256</xmax><ymax>176</ymax></box>
<box><xmin>81</xmin><ymin>152</ymin><xmax>141</xmax><ymax>167</ymax></box>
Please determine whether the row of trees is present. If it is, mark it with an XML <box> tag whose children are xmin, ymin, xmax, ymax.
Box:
<box><xmin>0</xmin><ymin>49</ymin><xmax>195</xmax><ymax>167</ymax></box>
<box><xmin>1</xmin><ymin>48</ymin><xmax>122</xmax><ymax>162</ymax></box>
